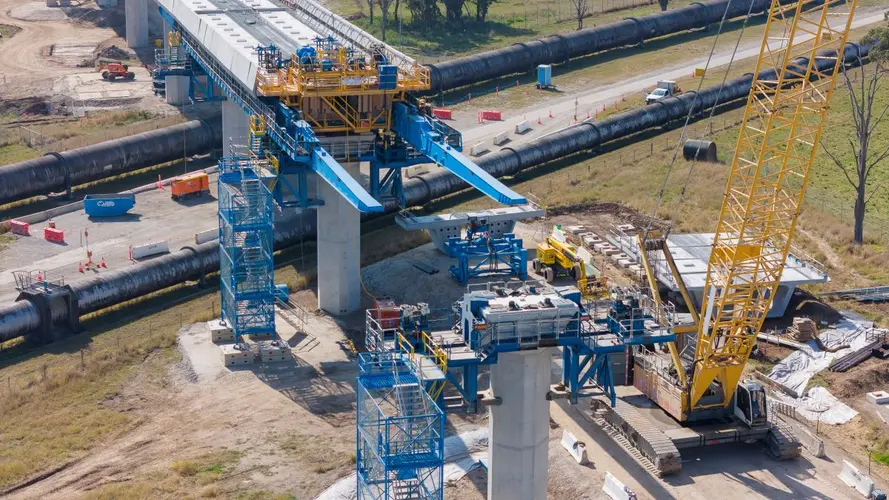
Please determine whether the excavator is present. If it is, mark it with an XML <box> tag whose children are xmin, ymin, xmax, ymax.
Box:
<box><xmin>590</xmin><ymin>0</ymin><xmax>857</xmax><ymax>475</ymax></box>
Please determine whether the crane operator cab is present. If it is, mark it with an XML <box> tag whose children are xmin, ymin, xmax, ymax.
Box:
<box><xmin>734</xmin><ymin>380</ymin><xmax>768</xmax><ymax>427</ymax></box>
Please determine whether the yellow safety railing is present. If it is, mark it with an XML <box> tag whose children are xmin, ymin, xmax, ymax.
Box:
<box><xmin>395</xmin><ymin>330</ymin><xmax>448</xmax><ymax>402</ymax></box>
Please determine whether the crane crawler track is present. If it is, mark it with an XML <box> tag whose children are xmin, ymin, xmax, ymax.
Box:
<box><xmin>590</xmin><ymin>397</ymin><xmax>682</xmax><ymax>475</ymax></box>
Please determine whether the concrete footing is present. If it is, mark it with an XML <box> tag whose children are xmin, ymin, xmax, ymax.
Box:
<box><xmin>488</xmin><ymin>349</ymin><xmax>552</xmax><ymax>500</ymax></box>
<box><xmin>220</xmin><ymin>343</ymin><xmax>254</xmax><ymax>366</ymax></box>
<box><xmin>316</xmin><ymin>164</ymin><xmax>361</xmax><ymax>315</ymax></box>
<box><xmin>208</xmin><ymin>319</ymin><xmax>234</xmax><ymax>343</ymax></box>
<box><xmin>165</xmin><ymin>75</ymin><xmax>190</xmax><ymax>106</ymax></box>
<box><xmin>221</xmin><ymin>99</ymin><xmax>250</xmax><ymax>152</ymax></box>
<box><xmin>125</xmin><ymin>0</ymin><xmax>149</xmax><ymax>48</ymax></box>
<box><xmin>259</xmin><ymin>341</ymin><xmax>290</xmax><ymax>362</ymax></box>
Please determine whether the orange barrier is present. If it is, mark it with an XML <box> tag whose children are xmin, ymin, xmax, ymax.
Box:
<box><xmin>479</xmin><ymin>110</ymin><xmax>502</xmax><ymax>121</ymax></box>
<box><xmin>44</xmin><ymin>227</ymin><xmax>65</xmax><ymax>244</ymax></box>
<box><xmin>433</xmin><ymin>108</ymin><xmax>453</xmax><ymax>120</ymax></box>
<box><xmin>8</xmin><ymin>220</ymin><xmax>29</xmax><ymax>236</ymax></box>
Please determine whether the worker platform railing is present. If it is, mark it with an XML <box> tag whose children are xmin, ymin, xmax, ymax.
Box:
<box><xmin>356</xmin><ymin>351</ymin><xmax>444</xmax><ymax>500</ymax></box>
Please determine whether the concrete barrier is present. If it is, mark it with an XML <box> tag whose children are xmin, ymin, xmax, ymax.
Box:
<box><xmin>515</xmin><ymin>120</ymin><xmax>531</xmax><ymax>134</ymax></box>
<box><xmin>131</xmin><ymin>240</ymin><xmax>169</xmax><ymax>259</ymax></box>
<box><xmin>797</xmin><ymin>427</ymin><xmax>825</xmax><ymax>458</ymax></box>
<box><xmin>839</xmin><ymin>459</ymin><xmax>876</xmax><ymax>498</ymax></box>
<box><xmin>194</xmin><ymin>228</ymin><xmax>219</xmax><ymax>245</ymax></box>
<box><xmin>559</xmin><ymin>430</ymin><xmax>589</xmax><ymax>465</ymax></box>
<box><xmin>602</xmin><ymin>472</ymin><xmax>637</xmax><ymax>500</ymax></box>
<box><xmin>493</xmin><ymin>131</ymin><xmax>509</xmax><ymax>146</ymax></box>
<box><xmin>470</xmin><ymin>142</ymin><xmax>490</xmax><ymax>156</ymax></box>
<box><xmin>432</xmin><ymin>108</ymin><xmax>452</xmax><ymax>120</ymax></box>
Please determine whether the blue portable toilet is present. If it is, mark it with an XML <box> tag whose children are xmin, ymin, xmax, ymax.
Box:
<box><xmin>537</xmin><ymin>64</ymin><xmax>553</xmax><ymax>88</ymax></box>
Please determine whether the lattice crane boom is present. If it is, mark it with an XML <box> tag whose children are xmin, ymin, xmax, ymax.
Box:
<box><xmin>689</xmin><ymin>0</ymin><xmax>857</xmax><ymax>409</ymax></box>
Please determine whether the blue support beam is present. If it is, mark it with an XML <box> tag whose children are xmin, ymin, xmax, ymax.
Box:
<box><xmin>391</xmin><ymin>103</ymin><xmax>527</xmax><ymax>206</ymax></box>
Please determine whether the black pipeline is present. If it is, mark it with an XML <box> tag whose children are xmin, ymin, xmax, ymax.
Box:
<box><xmin>0</xmin><ymin>118</ymin><xmax>221</xmax><ymax>206</ymax></box>
<box><xmin>427</xmin><ymin>0</ymin><xmax>790</xmax><ymax>91</ymax></box>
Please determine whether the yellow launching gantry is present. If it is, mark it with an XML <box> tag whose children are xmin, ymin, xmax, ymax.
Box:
<box><xmin>254</xmin><ymin>39</ymin><xmax>430</xmax><ymax>134</ymax></box>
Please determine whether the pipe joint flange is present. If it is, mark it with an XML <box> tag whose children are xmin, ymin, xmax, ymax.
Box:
<box><xmin>44</xmin><ymin>151</ymin><xmax>72</xmax><ymax>197</ymax></box>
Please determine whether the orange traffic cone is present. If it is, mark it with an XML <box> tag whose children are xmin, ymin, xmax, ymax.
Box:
<box><xmin>78</xmin><ymin>262</ymin><xmax>84</xmax><ymax>273</ymax></box>
<box><xmin>537</xmin><ymin>117</ymin><xmax>542</xmax><ymax>125</ymax></box>
<box><xmin>100</xmin><ymin>257</ymin><xmax>107</xmax><ymax>268</ymax></box>
<box><xmin>586</xmin><ymin>111</ymin><xmax>590</xmax><ymax>119</ymax></box>
<box><xmin>548</xmin><ymin>110</ymin><xmax>554</xmax><ymax>119</ymax></box>
<box><xmin>36</xmin><ymin>271</ymin><xmax>42</xmax><ymax>281</ymax></box>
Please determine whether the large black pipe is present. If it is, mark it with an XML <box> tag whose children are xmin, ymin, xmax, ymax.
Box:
<box><xmin>407</xmin><ymin>41</ymin><xmax>868</xmax><ymax>204</ymax></box>
<box><xmin>0</xmin><ymin>117</ymin><xmax>222</xmax><ymax>206</ymax></box>
<box><xmin>0</xmin><ymin>41</ymin><xmax>869</xmax><ymax>342</ymax></box>
<box><xmin>427</xmin><ymin>0</ymin><xmax>783</xmax><ymax>91</ymax></box>
<box><xmin>0</xmin><ymin>211</ymin><xmax>315</xmax><ymax>341</ymax></box>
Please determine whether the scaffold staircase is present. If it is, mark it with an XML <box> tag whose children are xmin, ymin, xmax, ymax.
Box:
<box><xmin>356</xmin><ymin>352</ymin><xmax>444</xmax><ymax>500</ymax></box>
<box><xmin>218</xmin><ymin>157</ymin><xmax>276</xmax><ymax>343</ymax></box>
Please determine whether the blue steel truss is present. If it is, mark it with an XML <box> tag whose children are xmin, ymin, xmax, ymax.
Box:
<box><xmin>218</xmin><ymin>158</ymin><xmax>276</xmax><ymax>342</ymax></box>
<box><xmin>357</xmin><ymin>351</ymin><xmax>444</xmax><ymax>500</ymax></box>
<box><xmin>444</xmin><ymin>233</ymin><xmax>528</xmax><ymax>284</ymax></box>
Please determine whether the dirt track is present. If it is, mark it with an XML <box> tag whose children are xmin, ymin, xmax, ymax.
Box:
<box><xmin>0</xmin><ymin>1</ymin><xmax>123</xmax><ymax>99</ymax></box>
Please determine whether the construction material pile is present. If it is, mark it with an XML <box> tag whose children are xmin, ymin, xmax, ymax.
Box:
<box><xmin>789</xmin><ymin>317</ymin><xmax>817</xmax><ymax>342</ymax></box>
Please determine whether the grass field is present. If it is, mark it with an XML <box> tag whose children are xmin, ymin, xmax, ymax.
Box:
<box><xmin>323</xmin><ymin>0</ymin><xmax>701</xmax><ymax>59</ymax></box>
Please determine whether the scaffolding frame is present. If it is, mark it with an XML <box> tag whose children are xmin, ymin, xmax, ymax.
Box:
<box><xmin>218</xmin><ymin>157</ymin><xmax>276</xmax><ymax>343</ymax></box>
<box><xmin>356</xmin><ymin>351</ymin><xmax>444</xmax><ymax>500</ymax></box>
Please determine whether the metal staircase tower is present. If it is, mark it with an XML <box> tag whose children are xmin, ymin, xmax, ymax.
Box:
<box><xmin>218</xmin><ymin>155</ymin><xmax>276</xmax><ymax>343</ymax></box>
<box><xmin>356</xmin><ymin>351</ymin><xmax>445</xmax><ymax>500</ymax></box>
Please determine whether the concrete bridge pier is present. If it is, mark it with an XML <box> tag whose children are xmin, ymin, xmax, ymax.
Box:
<box><xmin>125</xmin><ymin>0</ymin><xmax>149</xmax><ymax>48</ymax></box>
<box><xmin>488</xmin><ymin>348</ymin><xmax>553</xmax><ymax>500</ymax></box>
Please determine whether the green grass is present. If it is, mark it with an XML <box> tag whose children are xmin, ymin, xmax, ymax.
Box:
<box><xmin>0</xmin><ymin>24</ymin><xmax>21</xmax><ymax>43</ymax></box>
<box><xmin>0</xmin><ymin>143</ymin><xmax>39</xmax><ymax>166</ymax></box>
<box><xmin>326</xmin><ymin>0</ymin><xmax>700</xmax><ymax>58</ymax></box>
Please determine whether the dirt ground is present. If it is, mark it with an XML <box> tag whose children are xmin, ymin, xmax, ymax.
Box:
<box><xmin>0</xmin><ymin>1</ymin><xmax>176</xmax><ymax>116</ymax></box>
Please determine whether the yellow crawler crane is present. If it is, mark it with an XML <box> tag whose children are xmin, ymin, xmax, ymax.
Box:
<box><xmin>593</xmin><ymin>0</ymin><xmax>857</xmax><ymax>475</ymax></box>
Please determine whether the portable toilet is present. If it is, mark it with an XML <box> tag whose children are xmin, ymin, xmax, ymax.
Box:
<box><xmin>537</xmin><ymin>64</ymin><xmax>553</xmax><ymax>88</ymax></box>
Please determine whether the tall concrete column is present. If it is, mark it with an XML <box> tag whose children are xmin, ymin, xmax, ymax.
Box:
<box><xmin>488</xmin><ymin>349</ymin><xmax>552</xmax><ymax>500</ymax></box>
<box><xmin>221</xmin><ymin>99</ymin><xmax>250</xmax><ymax>153</ymax></box>
<box><xmin>316</xmin><ymin>162</ymin><xmax>361</xmax><ymax>315</ymax></box>
<box><xmin>125</xmin><ymin>0</ymin><xmax>149</xmax><ymax>49</ymax></box>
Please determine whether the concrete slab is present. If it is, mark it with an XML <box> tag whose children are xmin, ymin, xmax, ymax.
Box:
<box><xmin>866</xmin><ymin>391</ymin><xmax>889</xmax><ymax>405</ymax></box>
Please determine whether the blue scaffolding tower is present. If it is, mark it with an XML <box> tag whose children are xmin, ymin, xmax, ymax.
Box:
<box><xmin>356</xmin><ymin>351</ymin><xmax>445</xmax><ymax>500</ymax></box>
<box><xmin>218</xmin><ymin>157</ymin><xmax>276</xmax><ymax>343</ymax></box>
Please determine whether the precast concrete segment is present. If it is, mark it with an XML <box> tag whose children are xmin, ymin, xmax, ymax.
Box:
<box><xmin>404</xmin><ymin>42</ymin><xmax>870</xmax><ymax>206</ymax></box>
<box><xmin>0</xmin><ymin>118</ymin><xmax>222</xmax><ymax>205</ymax></box>
<box><xmin>165</xmin><ymin>75</ymin><xmax>191</xmax><ymax>106</ymax></box>
<box><xmin>316</xmin><ymin>164</ymin><xmax>361</xmax><ymax>315</ymax></box>
<box><xmin>125</xmin><ymin>0</ymin><xmax>150</xmax><ymax>48</ymax></box>
<box><xmin>488</xmin><ymin>349</ymin><xmax>552</xmax><ymax>500</ymax></box>
<box><xmin>222</xmin><ymin>99</ymin><xmax>251</xmax><ymax>152</ymax></box>
<box><xmin>427</xmin><ymin>0</ymin><xmax>814</xmax><ymax>90</ymax></box>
